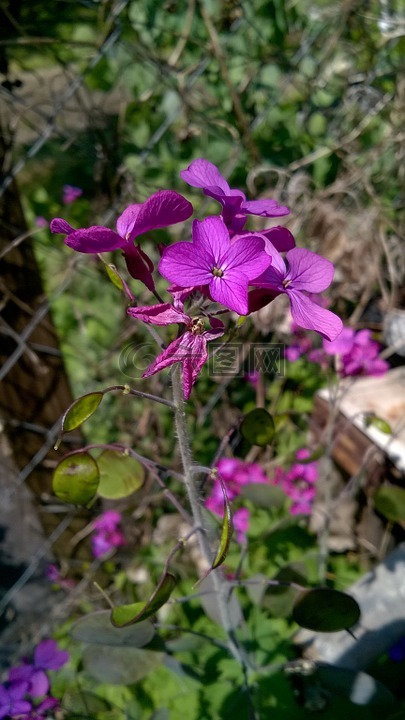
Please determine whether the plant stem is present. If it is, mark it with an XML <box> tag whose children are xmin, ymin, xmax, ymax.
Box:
<box><xmin>170</xmin><ymin>364</ymin><xmax>245</xmax><ymax>666</ymax></box>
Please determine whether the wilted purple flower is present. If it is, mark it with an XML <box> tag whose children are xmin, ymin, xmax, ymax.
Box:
<box><xmin>180</xmin><ymin>158</ymin><xmax>289</xmax><ymax>233</ymax></box>
<box><xmin>128</xmin><ymin>301</ymin><xmax>225</xmax><ymax>399</ymax></box>
<box><xmin>62</xmin><ymin>184</ymin><xmax>83</xmax><ymax>205</ymax></box>
<box><xmin>51</xmin><ymin>190</ymin><xmax>193</xmax><ymax>291</ymax></box>
<box><xmin>251</xmin><ymin>246</ymin><xmax>342</xmax><ymax>340</ymax></box>
<box><xmin>159</xmin><ymin>216</ymin><xmax>271</xmax><ymax>315</ymax></box>
<box><xmin>0</xmin><ymin>681</ymin><xmax>32</xmax><ymax>719</ymax></box>
<box><xmin>92</xmin><ymin>511</ymin><xmax>126</xmax><ymax>558</ymax></box>
<box><xmin>323</xmin><ymin>327</ymin><xmax>389</xmax><ymax>377</ymax></box>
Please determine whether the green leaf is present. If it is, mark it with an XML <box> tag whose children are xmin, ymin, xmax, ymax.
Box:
<box><xmin>52</xmin><ymin>452</ymin><xmax>99</xmax><ymax>505</ymax></box>
<box><xmin>292</xmin><ymin>588</ymin><xmax>360</xmax><ymax>632</ymax></box>
<box><xmin>104</xmin><ymin>262</ymin><xmax>125</xmax><ymax>291</ymax></box>
<box><xmin>70</xmin><ymin>610</ymin><xmax>155</xmax><ymax>647</ymax></box>
<box><xmin>316</xmin><ymin>664</ymin><xmax>395</xmax><ymax>706</ymax></box>
<box><xmin>83</xmin><ymin>645</ymin><xmax>164</xmax><ymax>685</ymax></box>
<box><xmin>363</xmin><ymin>413</ymin><xmax>392</xmax><ymax>434</ymax></box>
<box><xmin>211</xmin><ymin>473</ymin><xmax>233</xmax><ymax>570</ymax></box>
<box><xmin>111</xmin><ymin>572</ymin><xmax>176</xmax><ymax>627</ymax></box>
<box><xmin>97</xmin><ymin>449</ymin><xmax>144</xmax><ymax>499</ymax></box>
<box><xmin>62</xmin><ymin>392</ymin><xmax>103</xmax><ymax>432</ymax></box>
<box><xmin>240</xmin><ymin>483</ymin><xmax>286</xmax><ymax>508</ymax></box>
<box><xmin>240</xmin><ymin>408</ymin><xmax>275</xmax><ymax>447</ymax></box>
<box><xmin>374</xmin><ymin>485</ymin><xmax>405</xmax><ymax>523</ymax></box>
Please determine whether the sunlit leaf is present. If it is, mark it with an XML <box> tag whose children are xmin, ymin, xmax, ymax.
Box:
<box><xmin>111</xmin><ymin>572</ymin><xmax>176</xmax><ymax>627</ymax></box>
<box><xmin>83</xmin><ymin>645</ymin><xmax>164</xmax><ymax>685</ymax></box>
<box><xmin>240</xmin><ymin>408</ymin><xmax>275</xmax><ymax>446</ymax></box>
<box><xmin>70</xmin><ymin>610</ymin><xmax>155</xmax><ymax>647</ymax></box>
<box><xmin>262</xmin><ymin>564</ymin><xmax>306</xmax><ymax>617</ymax></box>
<box><xmin>62</xmin><ymin>392</ymin><xmax>103</xmax><ymax>432</ymax></box>
<box><xmin>292</xmin><ymin>588</ymin><xmax>360</xmax><ymax>632</ymax></box>
<box><xmin>198</xmin><ymin>574</ymin><xmax>243</xmax><ymax>629</ymax></box>
<box><xmin>374</xmin><ymin>485</ymin><xmax>405</xmax><ymax>523</ymax></box>
<box><xmin>52</xmin><ymin>452</ymin><xmax>99</xmax><ymax>505</ymax></box>
<box><xmin>97</xmin><ymin>449</ymin><xmax>143</xmax><ymax>499</ymax></box>
<box><xmin>211</xmin><ymin>473</ymin><xmax>233</xmax><ymax>570</ymax></box>
<box><xmin>316</xmin><ymin>664</ymin><xmax>395</xmax><ymax>706</ymax></box>
<box><xmin>363</xmin><ymin>413</ymin><xmax>392</xmax><ymax>435</ymax></box>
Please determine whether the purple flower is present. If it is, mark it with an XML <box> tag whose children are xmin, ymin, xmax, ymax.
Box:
<box><xmin>51</xmin><ymin>190</ymin><xmax>193</xmax><ymax>291</ymax></box>
<box><xmin>323</xmin><ymin>327</ymin><xmax>389</xmax><ymax>377</ymax></box>
<box><xmin>233</xmin><ymin>508</ymin><xmax>250</xmax><ymax>545</ymax></box>
<box><xmin>9</xmin><ymin>640</ymin><xmax>69</xmax><ymax>699</ymax></box>
<box><xmin>91</xmin><ymin>511</ymin><xmax>126</xmax><ymax>558</ymax></box>
<box><xmin>274</xmin><ymin>449</ymin><xmax>318</xmax><ymax>516</ymax></box>
<box><xmin>35</xmin><ymin>217</ymin><xmax>48</xmax><ymax>229</ymax></box>
<box><xmin>180</xmin><ymin>158</ymin><xmax>289</xmax><ymax>233</ymax></box>
<box><xmin>62</xmin><ymin>184</ymin><xmax>83</xmax><ymax>205</ymax></box>
<box><xmin>24</xmin><ymin>696</ymin><xmax>60</xmax><ymax>719</ymax></box>
<box><xmin>0</xmin><ymin>682</ymin><xmax>32</xmax><ymax>719</ymax></box>
<box><xmin>159</xmin><ymin>216</ymin><xmax>271</xmax><ymax>315</ymax></box>
<box><xmin>128</xmin><ymin>301</ymin><xmax>225</xmax><ymax>399</ymax></box>
<box><xmin>251</xmin><ymin>246</ymin><xmax>343</xmax><ymax>340</ymax></box>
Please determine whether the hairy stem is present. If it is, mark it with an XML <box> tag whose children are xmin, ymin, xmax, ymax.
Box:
<box><xmin>171</xmin><ymin>364</ymin><xmax>245</xmax><ymax>666</ymax></box>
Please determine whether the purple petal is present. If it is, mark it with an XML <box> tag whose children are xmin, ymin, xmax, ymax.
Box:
<box><xmin>128</xmin><ymin>303</ymin><xmax>189</xmax><ymax>326</ymax></box>
<box><xmin>192</xmin><ymin>216</ymin><xmax>231</xmax><ymax>262</ymax></box>
<box><xmin>29</xmin><ymin>670</ymin><xmax>49</xmax><ymax>698</ymax></box>
<box><xmin>8</xmin><ymin>699</ymin><xmax>32</xmax><ymax>716</ymax></box>
<box><xmin>116</xmin><ymin>203</ymin><xmax>142</xmax><ymax>239</ymax></box>
<box><xmin>50</xmin><ymin>218</ymin><xmax>75</xmax><ymax>235</ymax></box>
<box><xmin>34</xmin><ymin>639</ymin><xmax>69</xmax><ymax>671</ymax></box>
<box><xmin>122</xmin><ymin>191</ymin><xmax>193</xmax><ymax>242</ymax></box>
<box><xmin>6</xmin><ymin>681</ymin><xmax>29</xmax><ymax>701</ymax></box>
<box><xmin>288</xmin><ymin>290</ymin><xmax>343</xmax><ymax>340</ymax></box>
<box><xmin>323</xmin><ymin>327</ymin><xmax>354</xmax><ymax>356</ymax></box>
<box><xmin>241</xmin><ymin>198</ymin><xmax>290</xmax><ymax>217</ymax></box>
<box><xmin>261</xmin><ymin>226</ymin><xmax>295</xmax><ymax>252</ymax></box>
<box><xmin>182</xmin><ymin>334</ymin><xmax>207</xmax><ymax>399</ymax></box>
<box><xmin>180</xmin><ymin>158</ymin><xmax>231</xmax><ymax>194</ymax></box>
<box><xmin>210</xmin><ymin>268</ymin><xmax>250</xmax><ymax>315</ymax></box>
<box><xmin>221</xmin><ymin>234</ymin><xmax>270</xmax><ymax>279</ymax></box>
<box><xmin>142</xmin><ymin>335</ymin><xmax>190</xmax><ymax>378</ymax></box>
<box><xmin>159</xmin><ymin>241</ymin><xmax>213</xmax><ymax>286</ymax></box>
<box><xmin>123</xmin><ymin>244</ymin><xmax>155</xmax><ymax>291</ymax></box>
<box><xmin>64</xmin><ymin>226</ymin><xmax>125</xmax><ymax>253</ymax></box>
<box><xmin>286</xmin><ymin>248</ymin><xmax>334</xmax><ymax>292</ymax></box>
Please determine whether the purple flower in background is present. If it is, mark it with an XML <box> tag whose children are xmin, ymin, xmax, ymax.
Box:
<box><xmin>323</xmin><ymin>327</ymin><xmax>389</xmax><ymax>377</ymax></box>
<box><xmin>274</xmin><ymin>449</ymin><xmax>318</xmax><ymax>515</ymax></box>
<box><xmin>205</xmin><ymin>458</ymin><xmax>268</xmax><ymax>543</ymax></box>
<box><xmin>25</xmin><ymin>696</ymin><xmax>60</xmax><ymax>719</ymax></box>
<box><xmin>51</xmin><ymin>190</ymin><xmax>193</xmax><ymax>291</ymax></box>
<box><xmin>233</xmin><ymin>508</ymin><xmax>250</xmax><ymax>544</ymax></box>
<box><xmin>9</xmin><ymin>640</ymin><xmax>69</xmax><ymax>699</ymax></box>
<box><xmin>159</xmin><ymin>216</ymin><xmax>271</xmax><ymax>315</ymax></box>
<box><xmin>181</xmin><ymin>158</ymin><xmax>289</xmax><ymax>233</ymax></box>
<box><xmin>251</xmin><ymin>246</ymin><xmax>343</xmax><ymax>340</ymax></box>
<box><xmin>62</xmin><ymin>184</ymin><xmax>83</xmax><ymax>205</ymax></box>
<box><xmin>0</xmin><ymin>682</ymin><xmax>32</xmax><ymax>719</ymax></box>
<box><xmin>128</xmin><ymin>301</ymin><xmax>225</xmax><ymax>399</ymax></box>
<box><xmin>92</xmin><ymin>510</ymin><xmax>126</xmax><ymax>558</ymax></box>
<box><xmin>35</xmin><ymin>216</ymin><xmax>48</xmax><ymax>229</ymax></box>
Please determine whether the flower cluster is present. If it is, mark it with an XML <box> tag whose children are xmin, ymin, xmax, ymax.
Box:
<box><xmin>274</xmin><ymin>449</ymin><xmax>318</xmax><ymax>515</ymax></box>
<box><xmin>91</xmin><ymin>510</ymin><xmax>127</xmax><ymax>558</ymax></box>
<box><xmin>51</xmin><ymin>158</ymin><xmax>342</xmax><ymax>399</ymax></box>
<box><xmin>205</xmin><ymin>458</ymin><xmax>269</xmax><ymax>544</ymax></box>
<box><xmin>0</xmin><ymin>640</ymin><xmax>69</xmax><ymax>719</ymax></box>
<box><xmin>286</xmin><ymin>322</ymin><xmax>389</xmax><ymax>378</ymax></box>
<box><xmin>323</xmin><ymin>327</ymin><xmax>389</xmax><ymax>377</ymax></box>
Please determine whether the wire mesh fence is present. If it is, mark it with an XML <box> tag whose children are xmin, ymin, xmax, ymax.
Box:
<box><xmin>0</xmin><ymin>0</ymin><xmax>403</xmax><ymax>667</ymax></box>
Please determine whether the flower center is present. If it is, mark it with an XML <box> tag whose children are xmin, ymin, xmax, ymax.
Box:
<box><xmin>191</xmin><ymin>317</ymin><xmax>205</xmax><ymax>335</ymax></box>
<box><xmin>282</xmin><ymin>279</ymin><xmax>292</xmax><ymax>289</ymax></box>
<box><xmin>212</xmin><ymin>266</ymin><xmax>224</xmax><ymax>278</ymax></box>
